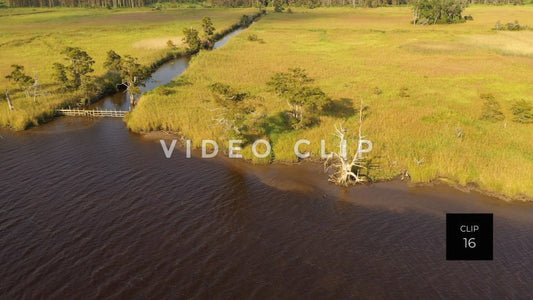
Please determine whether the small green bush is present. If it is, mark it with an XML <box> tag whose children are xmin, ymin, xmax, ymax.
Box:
<box><xmin>511</xmin><ymin>99</ymin><xmax>533</xmax><ymax>124</ymax></box>
<box><xmin>494</xmin><ymin>20</ymin><xmax>530</xmax><ymax>31</ymax></box>
<box><xmin>480</xmin><ymin>93</ymin><xmax>505</xmax><ymax>122</ymax></box>
<box><xmin>399</xmin><ymin>87</ymin><xmax>409</xmax><ymax>98</ymax></box>
<box><xmin>166</xmin><ymin>40</ymin><xmax>176</xmax><ymax>48</ymax></box>
<box><xmin>247</xmin><ymin>34</ymin><xmax>265</xmax><ymax>43</ymax></box>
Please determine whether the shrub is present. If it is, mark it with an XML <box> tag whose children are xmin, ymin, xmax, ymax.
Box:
<box><xmin>493</xmin><ymin>20</ymin><xmax>529</xmax><ymax>31</ymax></box>
<box><xmin>240</xmin><ymin>15</ymin><xmax>251</xmax><ymax>27</ymax></box>
<box><xmin>511</xmin><ymin>99</ymin><xmax>533</xmax><ymax>124</ymax></box>
<box><xmin>399</xmin><ymin>87</ymin><xmax>409</xmax><ymax>97</ymax></box>
<box><xmin>247</xmin><ymin>34</ymin><xmax>264</xmax><ymax>43</ymax></box>
<box><xmin>209</xmin><ymin>82</ymin><xmax>248</xmax><ymax>104</ymax></box>
<box><xmin>166</xmin><ymin>40</ymin><xmax>176</xmax><ymax>48</ymax></box>
<box><xmin>480</xmin><ymin>93</ymin><xmax>505</xmax><ymax>122</ymax></box>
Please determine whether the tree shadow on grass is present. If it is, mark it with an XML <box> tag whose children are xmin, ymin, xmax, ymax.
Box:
<box><xmin>164</xmin><ymin>76</ymin><xmax>192</xmax><ymax>88</ymax></box>
<box><xmin>262</xmin><ymin>111</ymin><xmax>293</xmax><ymax>136</ymax></box>
<box><xmin>324</xmin><ymin>98</ymin><xmax>356</xmax><ymax>118</ymax></box>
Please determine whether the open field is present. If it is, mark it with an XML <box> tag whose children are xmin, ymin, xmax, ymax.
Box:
<box><xmin>0</xmin><ymin>6</ymin><xmax>257</xmax><ymax>129</ymax></box>
<box><xmin>126</xmin><ymin>6</ymin><xmax>533</xmax><ymax>200</ymax></box>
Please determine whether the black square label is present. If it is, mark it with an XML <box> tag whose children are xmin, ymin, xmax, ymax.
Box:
<box><xmin>446</xmin><ymin>213</ymin><xmax>493</xmax><ymax>260</ymax></box>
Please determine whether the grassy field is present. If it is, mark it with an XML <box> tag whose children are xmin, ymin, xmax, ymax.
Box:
<box><xmin>0</xmin><ymin>6</ymin><xmax>257</xmax><ymax>129</ymax></box>
<box><xmin>126</xmin><ymin>6</ymin><xmax>533</xmax><ymax>200</ymax></box>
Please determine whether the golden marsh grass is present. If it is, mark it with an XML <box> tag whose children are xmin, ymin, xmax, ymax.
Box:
<box><xmin>127</xmin><ymin>6</ymin><xmax>533</xmax><ymax>200</ymax></box>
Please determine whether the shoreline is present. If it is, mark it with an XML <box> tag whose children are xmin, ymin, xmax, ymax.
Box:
<box><xmin>139</xmin><ymin>130</ymin><xmax>533</xmax><ymax>203</ymax></box>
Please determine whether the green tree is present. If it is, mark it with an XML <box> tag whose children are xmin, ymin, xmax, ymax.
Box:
<box><xmin>182</xmin><ymin>27</ymin><xmax>201</xmax><ymax>53</ymax></box>
<box><xmin>104</xmin><ymin>51</ymin><xmax>150</xmax><ymax>107</ymax></box>
<box><xmin>201</xmin><ymin>17</ymin><xmax>216</xmax><ymax>48</ymax></box>
<box><xmin>412</xmin><ymin>0</ymin><xmax>466</xmax><ymax>25</ymax></box>
<box><xmin>104</xmin><ymin>50</ymin><xmax>122</xmax><ymax>72</ymax></box>
<box><xmin>5</xmin><ymin>64</ymin><xmax>34</xmax><ymax>97</ymax></box>
<box><xmin>267</xmin><ymin>68</ymin><xmax>331</xmax><ymax>129</ymax></box>
<box><xmin>240</xmin><ymin>15</ymin><xmax>251</xmax><ymax>27</ymax></box>
<box><xmin>52</xmin><ymin>63</ymin><xmax>68</xmax><ymax>86</ymax></box>
<box><xmin>273</xmin><ymin>0</ymin><xmax>285</xmax><ymax>12</ymax></box>
<box><xmin>79</xmin><ymin>76</ymin><xmax>97</xmax><ymax>105</ymax></box>
<box><xmin>53</xmin><ymin>47</ymin><xmax>95</xmax><ymax>90</ymax></box>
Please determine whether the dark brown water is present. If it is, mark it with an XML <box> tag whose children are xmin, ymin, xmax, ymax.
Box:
<box><xmin>1</xmin><ymin>27</ymin><xmax>533</xmax><ymax>299</ymax></box>
<box><xmin>1</xmin><ymin>119</ymin><xmax>533</xmax><ymax>299</ymax></box>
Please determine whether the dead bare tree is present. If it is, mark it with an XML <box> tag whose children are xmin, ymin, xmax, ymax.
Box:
<box><xmin>324</xmin><ymin>100</ymin><xmax>369</xmax><ymax>186</ymax></box>
<box><xmin>5</xmin><ymin>89</ymin><xmax>14</xmax><ymax>112</ymax></box>
<box><xmin>27</xmin><ymin>73</ymin><xmax>41</xmax><ymax>104</ymax></box>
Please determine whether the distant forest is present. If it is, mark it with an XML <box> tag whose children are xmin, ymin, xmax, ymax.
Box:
<box><xmin>0</xmin><ymin>0</ymin><xmax>525</xmax><ymax>9</ymax></box>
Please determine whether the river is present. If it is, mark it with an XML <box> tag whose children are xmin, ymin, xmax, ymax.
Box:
<box><xmin>0</xmin><ymin>26</ymin><xmax>532</xmax><ymax>299</ymax></box>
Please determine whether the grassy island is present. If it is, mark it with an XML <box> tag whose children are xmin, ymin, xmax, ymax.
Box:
<box><xmin>125</xmin><ymin>6</ymin><xmax>533</xmax><ymax>199</ymax></box>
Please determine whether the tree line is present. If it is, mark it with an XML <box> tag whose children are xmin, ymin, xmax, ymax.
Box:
<box><xmin>1</xmin><ymin>0</ymin><xmax>524</xmax><ymax>8</ymax></box>
<box><xmin>4</xmin><ymin>46</ymin><xmax>149</xmax><ymax>109</ymax></box>
<box><xmin>2</xmin><ymin>0</ymin><xmax>161</xmax><ymax>8</ymax></box>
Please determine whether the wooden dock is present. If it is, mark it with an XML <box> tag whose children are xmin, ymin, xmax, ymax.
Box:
<box><xmin>57</xmin><ymin>108</ymin><xmax>128</xmax><ymax>118</ymax></box>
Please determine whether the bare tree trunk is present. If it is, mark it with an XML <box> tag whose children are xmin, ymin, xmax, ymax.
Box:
<box><xmin>129</xmin><ymin>91</ymin><xmax>135</xmax><ymax>108</ymax></box>
<box><xmin>31</xmin><ymin>73</ymin><xmax>39</xmax><ymax>104</ymax></box>
<box><xmin>5</xmin><ymin>89</ymin><xmax>14</xmax><ymax>112</ymax></box>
